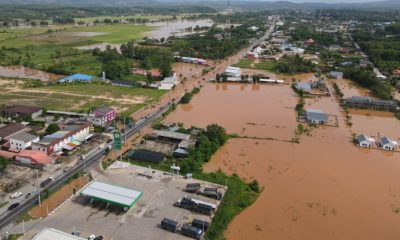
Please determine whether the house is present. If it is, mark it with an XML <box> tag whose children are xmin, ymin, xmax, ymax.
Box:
<box><xmin>305</xmin><ymin>109</ymin><xmax>328</xmax><ymax>124</ymax></box>
<box><xmin>329</xmin><ymin>71</ymin><xmax>344</xmax><ymax>79</ymax></box>
<box><xmin>295</xmin><ymin>82</ymin><xmax>311</xmax><ymax>93</ymax></box>
<box><xmin>344</xmin><ymin>96</ymin><xmax>398</xmax><ymax>111</ymax></box>
<box><xmin>355</xmin><ymin>134</ymin><xmax>374</xmax><ymax>148</ymax></box>
<box><xmin>180</xmin><ymin>57</ymin><xmax>207</xmax><ymax>65</ymax></box>
<box><xmin>0</xmin><ymin>123</ymin><xmax>30</xmax><ymax>141</ymax></box>
<box><xmin>173</xmin><ymin>139</ymin><xmax>195</xmax><ymax>158</ymax></box>
<box><xmin>304</xmin><ymin>38</ymin><xmax>315</xmax><ymax>48</ymax></box>
<box><xmin>15</xmin><ymin>150</ymin><xmax>57</xmax><ymax>168</ymax></box>
<box><xmin>152</xmin><ymin>130</ymin><xmax>191</xmax><ymax>143</ymax></box>
<box><xmin>2</xmin><ymin>105</ymin><xmax>42</xmax><ymax>119</ymax></box>
<box><xmin>9</xmin><ymin>132</ymin><xmax>39</xmax><ymax>151</ymax></box>
<box><xmin>224</xmin><ymin>66</ymin><xmax>241</xmax><ymax>78</ymax></box>
<box><xmin>92</xmin><ymin>107</ymin><xmax>117</xmax><ymax>125</ymax></box>
<box><xmin>247</xmin><ymin>52</ymin><xmax>259</xmax><ymax>60</ymax></box>
<box><xmin>159</xmin><ymin>73</ymin><xmax>178</xmax><ymax>90</ymax></box>
<box><xmin>32</xmin><ymin>122</ymin><xmax>91</xmax><ymax>155</ymax></box>
<box><xmin>379</xmin><ymin>137</ymin><xmax>397</xmax><ymax>151</ymax></box>
<box><xmin>311</xmin><ymin>79</ymin><xmax>326</xmax><ymax>90</ymax></box>
<box><xmin>57</xmin><ymin>73</ymin><xmax>94</xmax><ymax>83</ymax></box>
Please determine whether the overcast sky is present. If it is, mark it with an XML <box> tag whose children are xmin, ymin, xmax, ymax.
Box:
<box><xmin>263</xmin><ymin>0</ymin><xmax>383</xmax><ymax>2</ymax></box>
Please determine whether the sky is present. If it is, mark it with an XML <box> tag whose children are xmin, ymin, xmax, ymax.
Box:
<box><xmin>261</xmin><ymin>0</ymin><xmax>384</xmax><ymax>2</ymax></box>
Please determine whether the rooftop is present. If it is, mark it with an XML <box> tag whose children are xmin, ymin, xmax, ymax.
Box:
<box><xmin>153</xmin><ymin>130</ymin><xmax>191</xmax><ymax>141</ymax></box>
<box><xmin>80</xmin><ymin>181</ymin><xmax>143</xmax><ymax>208</ymax></box>
<box><xmin>10</xmin><ymin>131</ymin><xmax>38</xmax><ymax>142</ymax></box>
<box><xmin>16</xmin><ymin>150</ymin><xmax>55</xmax><ymax>165</ymax></box>
<box><xmin>306</xmin><ymin>109</ymin><xmax>328</xmax><ymax>122</ymax></box>
<box><xmin>0</xmin><ymin>123</ymin><xmax>28</xmax><ymax>140</ymax></box>
<box><xmin>3</xmin><ymin>105</ymin><xmax>42</xmax><ymax>114</ymax></box>
<box><xmin>33</xmin><ymin>228</ymin><xmax>85</xmax><ymax>240</ymax></box>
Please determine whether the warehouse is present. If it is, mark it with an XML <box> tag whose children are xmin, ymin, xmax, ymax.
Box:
<box><xmin>80</xmin><ymin>181</ymin><xmax>143</xmax><ymax>210</ymax></box>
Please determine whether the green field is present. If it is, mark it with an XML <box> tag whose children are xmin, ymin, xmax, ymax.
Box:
<box><xmin>234</xmin><ymin>58</ymin><xmax>278</xmax><ymax>71</ymax></box>
<box><xmin>74</xmin><ymin>14</ymin><xmax>191</xmax><ymax>23</ymax></box>
<box><xmin>67</xmin><ymin>24</ymin><xmax>154</xmax><ymax>44</ymax></box>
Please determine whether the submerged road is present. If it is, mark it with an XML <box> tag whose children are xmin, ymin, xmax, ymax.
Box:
<box><xmin>0</xmin><ymin>103</ymin><xmax>171</xmax><ymax>231</ymax></box>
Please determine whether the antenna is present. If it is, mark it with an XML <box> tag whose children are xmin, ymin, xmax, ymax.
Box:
<box><xmin>224</xmin><ymin>0</ymin><xmax>232</xmax><ymax>40</ymax></box>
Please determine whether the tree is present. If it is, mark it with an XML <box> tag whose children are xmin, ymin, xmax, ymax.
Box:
<box><xmin>0</xmin><ymin>157</ymin><xmax>9</xmax><ymax>173</ymax></box>
<box><xmin>45</xmin><ymin>123</ymin><xmax>60</xmax><ymax>135</ymax></box>
<box><xmin>206</xmin><ymin>124</ymin><xmax>228</xmax><ymax>146</ymax></box>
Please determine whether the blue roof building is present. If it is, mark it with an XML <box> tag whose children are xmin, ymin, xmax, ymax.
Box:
<box><xmin>58</xmin><ymin>73</ymin><xmax>94</xmax><ymax>83</ymax></box>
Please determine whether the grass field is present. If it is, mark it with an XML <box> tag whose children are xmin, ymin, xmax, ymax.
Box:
<box><xmin>0</xmin><ymin>82</ymin><xmax>166</xmax><ymax>115</ymax></box>
<box><xmin>67</xmin><ymin>24</ymin><xmax>154</xmax><ymax>44</ymax></box>
<box><xmin>74</xmin><ymin>13</ymin><xmax>196</xmax><ymax>23</ymax></box>
<box><xmin>234</xmin><ymin>58</ymin><xmax>278</xmax><ymax>72</ymax></box>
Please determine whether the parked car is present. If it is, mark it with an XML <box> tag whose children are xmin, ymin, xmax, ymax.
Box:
<box><xmin>88</xmin><ymin>235</ymin><xmax>96</xmax><ymax>240</ymax></box>
<box><xmin>10</xmin><ymin>192</ymin><xmax>22</xmax><ymax>199</ymax></box>
<box><xmin>95</xmin><ymin>236</ymin><xmax>103</xmax><ymax>240</ymax></box>
<box><xmin>71</xmin><ymin>230</ymin><xmax>81</xmax><ymax>236</ymax></box>
<box><xmin>8</xmin><ymin>202</ymin><xmax>20</xmax><ymax>211</ymax></box>
<box><xmin>161</xmin><ymin>218</ymin><xmax>178</xmax><ymax>233</ymax></box>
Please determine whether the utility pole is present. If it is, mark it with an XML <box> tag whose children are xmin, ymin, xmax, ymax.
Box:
<box><xmin>36</xmin><ymin>170</ymin><xmax>41</xmax><ymax>207</ymax></box>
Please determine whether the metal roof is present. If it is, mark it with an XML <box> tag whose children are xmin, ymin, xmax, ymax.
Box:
<box><xmin>153</xmin><ymin>130</ymin><xmax>191</xmax><ymax>141</ymax></box>
<box><xmin>10</xmin><ymin>131</ymin><xmax>38</xmax><ymax>142</ymax></box>
<box><xmin>306</xmin><ymin>109</ymin><xmax>328</xmax><ymax>122</ymax></box>
<box><xmin>296</xmin><ymin>83</ymin><xmax>311</xmax><ymax>92</ymax></box>
<box><xmin>33</xmin><ymin>228</ymin><xmax>85</xmax><ymax>240</ymax></box>
<box><xmin>80</xmin><ymin>181</ymin><xmax>143</xmax><ymax>208</ymax></box>
<box><xmin>380</xmin><ymin>136</ymin><xmax>393</xmax><ymax>146</ymax></box>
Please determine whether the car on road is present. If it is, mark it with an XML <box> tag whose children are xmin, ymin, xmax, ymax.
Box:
<box><xmin>10</xmin><ymin>192</ymin><xmax>22</xmax><ymax>199</ymax></box>
<box><xmin>88</xmin><ymin>235</ymin><xmax>96</xmax><ymax>240</ymax></box>
<box><xmin>71</xmin><ymin>230</ymin><xmax>81</xmax><ymax>236</ymax></box>
<box><xmin>98</xmin><ymin>144</ymin><xmax>105</xmax><ymax>149</ymax></box>
<box><xmin>25</xmin><ymin>192</ymin><xmax>32</xmax><ymax>199</ymax></box>
<box><xmin>95</xmin><ymin>236</ymin><xmax>103</xmax><ymax>240</ymax></box>
<box><xmin>7</xmin><ymin>202</ymin><xmax>20</xmax><ymax>211</ymax></box>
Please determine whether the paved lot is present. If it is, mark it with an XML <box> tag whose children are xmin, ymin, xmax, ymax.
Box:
<box><xmin>22</xmin><ymin>163</ymin><xmax>225</xmax><ymax>240</ymax></box>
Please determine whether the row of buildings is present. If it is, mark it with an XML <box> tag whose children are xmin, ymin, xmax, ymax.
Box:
<box><xmin>344</xmin><ymin>96</ymin><xmax>399</xmax><ymax>112</ymax></box>
<box><xmin>355</xmin><ymin>134</ymin><xmax>398</xmax><ymax>151</ymax></box>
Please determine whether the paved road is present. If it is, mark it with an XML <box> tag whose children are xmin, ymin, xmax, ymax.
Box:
<box><xmin>0</xmin><ymin>103</ymin><xmax>171</xmax><ymax>231</ymax></box>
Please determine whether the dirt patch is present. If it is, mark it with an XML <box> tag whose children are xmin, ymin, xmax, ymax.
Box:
<box><xmin>30</xmin><ymin>176</ymin><xmax>89</xmax><ymax>218</ymax></box>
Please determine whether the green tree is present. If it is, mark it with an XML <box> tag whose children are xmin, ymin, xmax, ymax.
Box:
<box><xmin>45</xmin><ymin>123</ymin><xmax>60</xmax><ymax>135</ymax></box>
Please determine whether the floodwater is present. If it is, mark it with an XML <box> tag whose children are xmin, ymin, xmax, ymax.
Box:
<box><xmin>0</xmin><ymin>66</ymin><xmax>62</xmax><ymax>81</ymax></box>
<box><xmin>349</xmin><ymin>109</ymin><xmax>400</xmax><ymax>139</ymax></box>
<box><xmin>164</xmin><ymin>72</ymin><xmax>400</xmax><ymax>239</ymax></box>
<box><xmin>164</xmin><ymin>82</ymin><xmax>298</xmax><ymax>140</ymax></box>
<box><xmin>335</xmin><ymin>78</ymin><xmax>370</xmax><ymax>98</ymax></box>
<box><xmin>145</xmin><ymin>19</ymin><xmax>214</xmax><ymax>39</ymax></box>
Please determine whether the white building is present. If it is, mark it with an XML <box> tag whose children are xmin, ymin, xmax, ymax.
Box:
<box><xmin>225</xmin><ymin>66</ymin><xmax>241</xmax><ymax>77</ymax></box>
<box><xmin>9</xmin><ymin>132</ymin><xmax>39</xmax><ymax>151</ymax></box>
<box><xmin>380</xmin><ymin>136</ymin><xmax>397</xmax><ymax>151</ymax></box>
<box><xmin>355</xmin><ymin>134</ymin><xmax>375</xmax><ymax>148</ymax></box>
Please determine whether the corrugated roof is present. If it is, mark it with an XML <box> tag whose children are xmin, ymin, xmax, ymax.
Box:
<box><xmin>0</xmin><ymin>123</ymin><xmax>28</xmax><ymax>139</ymax></box>
<box><xmin>33</xmin><ymin>228</ymin><xmax>85</xmax><ymax>240</ymax></box>
<box><xmin>10</xmin><ymin>132</ymin><xmax>38</xmax><ymax>142</ymax></box>
<box><xmin>3</xmin><ymin>105</ymin><xmax>41</xmax><ymax>114</ymax></box>
<box><xmin>80</xmin><ymin>181</ymin><xmax>143</xmax><ymax>208</ymax></box>
<box><xmin>153</xmin><ymin>130</ymin><xmax>190</xmax><ymax>141</ymax></box>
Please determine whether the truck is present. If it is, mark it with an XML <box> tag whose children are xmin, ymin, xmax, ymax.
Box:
<box><xmin>185</xmin><ymin>183</ymin><xmax>201</xmax><ymax>193</ymax></box>
<box><xmin>174</xmin><ymin>197</ymin><xmax>215</xmax><ymax>215</ymax></box>
<box><xmin>192</xmin><ymin>219</ymin><xmax>210</xmax><ymax>232</ymax></box>
<box><xmin>199</xmin><ymin>187</ymin><xmax>223</xmax><ymax>200</ymax></box>
<box><xmin>40</xmin><ymin>177</ymin><xmax>54</xmax><ymax>188</ymax></box>
<box><xmin>181</xmin><ymin>224</ymin><xmax>202</xmax><ymax>239</ymax></box>
<box><xmin>161</xmin><ymin>218</ymin><xmax>178</xmax><ymax>233</ymax></box>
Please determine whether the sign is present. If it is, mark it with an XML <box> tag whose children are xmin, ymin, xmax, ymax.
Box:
<box><xmin>113</xmin><ymin>131</ymin><xmax>122</xmax><ymax>150</ymax></box>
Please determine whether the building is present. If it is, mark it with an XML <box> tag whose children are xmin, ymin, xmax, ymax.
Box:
<box><xmin>152</xmin><ymin>130</ymin><xmax>191</xmax><ymax>143</ymax></box>
<box><xmin>0</xmin><ymin>123</ymin><xmax>29</xmax><ymax>141</ymax></box>
<box><xmin>2</xmin><ymin>105</ymin><xmax>42</xmax><ymax>119</ymax></box>
<box><xmin>9</xmin><ymin>132</ymin><xmax>39</xmax><ymax>151</ymax></box>
<box><xmin>127</xmin><ymin>149</ymin><xmax>165</xmax><ymax>163</ymax></box>
<box><xmin>379</xmin><ymin>137</ymin><xmax>397</xmax><ymax>151</ymax></box>
<box><xmin>158</xmin><ymin>73</ymin><xmax>178</xmax><ymax>90</ymax></box>
<box><xmin>180</xmin><ymin>57</ymin><xmax>207</xmax><ymax>65</ymax></box>
<box><xmin>80</xmin><ymin>181</ymin><xmax>143</xmax><ymax>210</ymax></box>
<box><xmin>329</xmin><ymin>71</ymin><xmax>344</xmax><ymax>79</ymax></box>
<box><xmin>33</xmin><ymin>228</ymin><xmax>86</xmax><ymax>240</ymax></box>
<box><xmin>32</xmin><ymin>122</ymin><xmax>91</xmax><ymax>155</ymax></box>
<box><xmin>224</xmin><ymin>66</ymin><xmax>241</xmax><ymax>78</ymax></box>
<box><xmin>344</xmin><ymin>96</ymin><xmax>398</xmax><ymax>111</ymax></box>
<box><xmin>311</xmin><ymin>79</ymin><xmax>326</xmax><ymax>89</ymax></box>
<box><xmin>15</xmin><ymin>150</ymin><xmax>56</xmax><ymax>168</ymax></box>
<box><xmin>355</xmin><ymin>134</ymin><xmax>374</xmax><ymax>148</ymax></box>
<box><xmin>57</xmin><ymin>73</ymin><xmax>94</xmax><ymax>83</ymax></box>
<box><xmin>305</xmin><ymin>109</ymin><xmax>328</xmax><ymax>124</ymax></box>
<box><xmin>93</xmin><ymin>107</ymin><xmax>117</xmax><ymax>125</ymax></box>
<box><xmin>295</xmin><ymin>82</ymin><xmax>311</xmax><ymax>93</ymax></box>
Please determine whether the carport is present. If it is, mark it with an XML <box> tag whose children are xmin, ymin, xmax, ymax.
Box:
<box><xmin>80</xmin><ymin>181</ymin><xmax>143</xmax><ymax>209</ymax></box>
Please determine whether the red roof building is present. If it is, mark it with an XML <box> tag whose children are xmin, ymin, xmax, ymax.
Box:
<box><xmin>15</xmin><ymin>150</ymin><xmax>57</xmax><ymax>167</ymax></box>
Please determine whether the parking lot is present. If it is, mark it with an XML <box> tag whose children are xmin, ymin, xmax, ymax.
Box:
<box><xmin>23</xmin><ymin>163</ymin><xmax>226</xmax><ymax>240</ymax></box>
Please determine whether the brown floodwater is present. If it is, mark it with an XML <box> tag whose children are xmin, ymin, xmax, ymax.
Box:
<box><xmin>164</xmin><ymin>82</ymin><xmax>298</xmax><ymax>140</ymax></box>
<box><xmin>145</xmin><ymin>19</ymin><xmax>214</xmax><ymax>39</ymax></box>
<box><xmin>164</xmin><ymin>75</ymin><xmax>400</xmax><ymax>240</ymax></box>
<box><xmin>335</xmin><ymin>78</ymin><xmax>371</xmax><ymax>98</ymax></box>
<box><xmin>0</xmin><ymin>66</ymin><xmax>62</xmax><ymax>81</ymax></box>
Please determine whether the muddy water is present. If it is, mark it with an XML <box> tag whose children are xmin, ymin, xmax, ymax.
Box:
<box><xmin>335</xmin><ymin>78</ymin><xmax>371</xmax><ymax>98</ymax></box>
<box><xmin>0</xmin><ymin>66</ymin><xmax>62</xmax><ymax>81</ymax></box>
<box><xmin>145</xmin><ymin>19</ymin><xmax>214</xmax><ymax>39</ymax></box>
<box><xmin>349</xmin><ymin>109</ymin><xmax>400</xmax><ymax>139</ymax></box>
<box><xmin>164</xmin><ymin>82</ymin><xmax>298</xmax><ymax>140</ymax></box>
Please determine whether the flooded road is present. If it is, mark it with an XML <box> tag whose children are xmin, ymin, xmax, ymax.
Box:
<box><xmin>0</xmin><ymin>66</ymin><xmax>62</xmax><ymax>81</ymax></box>
<box><xmin>145</xmin><ymin>19</ymin><xmax>214</xmax><ymax>39</ymax></box>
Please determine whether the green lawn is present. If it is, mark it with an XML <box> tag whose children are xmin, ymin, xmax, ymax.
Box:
<box><xmin>42</xmin><ymin>82</ymin><xmax>166</xmax><ymax>100</ymax></box>
<box><xmin>74</xmin><ymin>14</ymin><xmax>191</xmax><ymax>23</ymax></box>
<box><xmin>68</xmin><ymin>24</ymin><xmax>154</xmax><ymax>44</ymax></box>
<box><xmin>234</xmin><ymin>58</ymin><xmax>278</xmax><ymax>72</ymax></box>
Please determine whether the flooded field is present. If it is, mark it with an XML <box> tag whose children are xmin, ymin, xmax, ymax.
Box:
<box><xmin>0</xmin><ymin>66</ymin><xmax>62</xmax><ymax>81</ymax></box>
<box><xmin>145</xmin><ymin>19</ymin><xmax>214</xmax><ymax>39</ymax></box>
<box><xmin>165</xmin><ymin>82</ymin><xmax>298</xmax><ymax>140</ymax></box>
<box><xmin>335</xmin><ymin>78</ymin><xmax>371</xmax><ymax>98</ymax></box>
<box><xmin>164</xmin><ymin>69</ymin><xmax>400</xmax><ymax>239</ymax></box>
<box><xmin>349</xmin><ymin>109</ymin><xmax>400</xmax><ymax>139</ymax></box>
